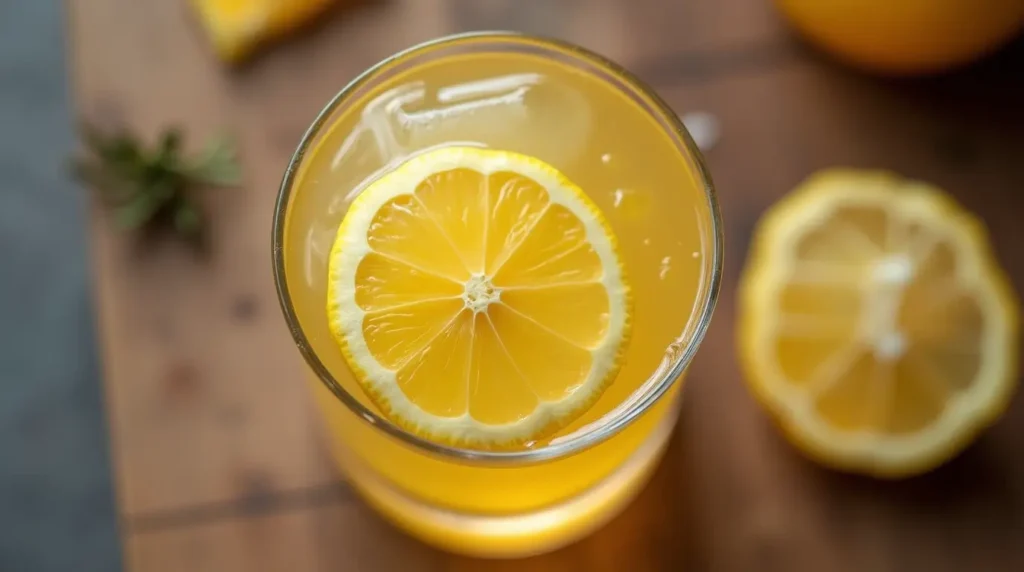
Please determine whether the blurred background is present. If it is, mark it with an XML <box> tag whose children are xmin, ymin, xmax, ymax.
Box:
<box><xmin>2</xmin><ymin>0</ymin><xmax>1023</xmax><ymax>570</ymax></box>
<box><xmin>0</xmin><ymin>1</ymin><xmax>121</xmax><ymax>571</ymax></box>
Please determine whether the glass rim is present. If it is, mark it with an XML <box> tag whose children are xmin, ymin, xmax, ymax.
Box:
<box><xmin>272</xmin><ymin>30</ymin><xmax>724</xmax><ymax>463</ymax></box>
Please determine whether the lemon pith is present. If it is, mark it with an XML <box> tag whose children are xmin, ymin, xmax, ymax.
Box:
<box><xmin>327</xmin><ymin>147</ymin><xmax>632</xmax><ymax>449</ymax></box>
<box><xmin>738</xmin><ymin>170</ymin><xmax>1019</xmax><ymax>476</ymax></box>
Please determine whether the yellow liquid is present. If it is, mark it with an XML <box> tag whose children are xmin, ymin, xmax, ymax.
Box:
<box><xmin>279</xmin><ymin>36</ymin><xmax>714</xmax><ymax>557</ymax></box>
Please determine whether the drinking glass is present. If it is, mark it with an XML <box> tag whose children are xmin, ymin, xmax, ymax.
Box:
<box><xmin>273</xmin><ymin>31</ymin><xmax>722</xmax><ymax>558</ymax></box>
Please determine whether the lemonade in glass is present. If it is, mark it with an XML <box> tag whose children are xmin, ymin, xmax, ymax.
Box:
<box><xmin>272</xmin><ymin>32</ymin><xmax>722</xmax><ymax>557</ymax></box>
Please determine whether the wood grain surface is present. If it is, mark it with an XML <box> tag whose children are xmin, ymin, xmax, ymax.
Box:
<box><xmin>68</xmin><ymin>0</ymin><xmax>1024</xmax><ymax>570</ymax></box>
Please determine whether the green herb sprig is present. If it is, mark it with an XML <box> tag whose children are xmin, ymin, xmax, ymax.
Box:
<box><xmin>73</xmin><ymin>123</ymin><xmax>241</xmax><ymax>242</ymax></box>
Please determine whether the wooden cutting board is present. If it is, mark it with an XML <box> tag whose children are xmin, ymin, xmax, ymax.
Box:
<box><xmin>68</xmin><ymin>0</ymin><xmax>1024</xmax><ymax>570</ymax></box>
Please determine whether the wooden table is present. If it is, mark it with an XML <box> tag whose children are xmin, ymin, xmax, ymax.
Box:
<box><xmin>69</xmin><ymin>1</ymin><xmax>1024</xmax><ymax>570</ymax></box>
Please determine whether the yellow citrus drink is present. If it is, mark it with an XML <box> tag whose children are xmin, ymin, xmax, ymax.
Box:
<box><xmin>273</xmin><ymin>33</ymin><xmax>721</xmax><ymax>558</ymax></box>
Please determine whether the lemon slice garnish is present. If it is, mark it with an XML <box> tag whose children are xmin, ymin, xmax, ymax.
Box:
<box><xmin>328</xmin><ymin>147</ymin><xmax>632</xmax><ymax>449</ymax></box>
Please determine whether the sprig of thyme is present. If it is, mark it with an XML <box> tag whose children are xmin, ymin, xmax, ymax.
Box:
<box><xmin>72</xmin><ymin>122</ymin><xmax>241</xmax><ymax>242</ymax></box>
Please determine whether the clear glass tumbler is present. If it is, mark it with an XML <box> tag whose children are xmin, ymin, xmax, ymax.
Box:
<box><xmin>273</xmin><ymin>32</ymin><xmax>722</xmax><ymax>558</ymax></box>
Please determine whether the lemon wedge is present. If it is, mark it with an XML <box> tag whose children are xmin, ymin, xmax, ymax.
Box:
<box><xmin>190</xmin><ymin>0</ymin><xmax>335</xmax><ymax>62</ymax></box>
<box><xmin>327</xmin><ymin>147</ymin><xmax>632</xmax><ymax>449</ymax></box>
<box><xmin>738</xmin><ymin>170</ymin><xmax>1018</xmax><ymax>476</ymax></box>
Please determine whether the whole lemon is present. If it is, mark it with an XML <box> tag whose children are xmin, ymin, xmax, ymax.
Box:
<box><xmin>776</xmin><ymin>0</ymin><xmax>1024</xmax><ymax>75</ymax></box>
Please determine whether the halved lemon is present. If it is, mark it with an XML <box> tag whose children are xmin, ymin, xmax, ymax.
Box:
<box><xmin>327</xmin><ymin>147</ymin><xmax>631</xmax><ymax>449</ymax></box>
<box><xmin>739</xmin><ymin>170</ymin><xmax>1018</xmax><ymax>477</ymax></box>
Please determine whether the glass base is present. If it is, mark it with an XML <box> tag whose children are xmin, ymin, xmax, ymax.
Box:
<box><xmin>330</xmin><ymin>409</ymin><xmax>677</xmax><ymax>559</ymax></box>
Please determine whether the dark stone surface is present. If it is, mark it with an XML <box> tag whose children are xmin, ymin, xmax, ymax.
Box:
<box><xmin>0</xmin><ymin>1</ymin><xmax>123</xmax><ymax>570</ymax></box>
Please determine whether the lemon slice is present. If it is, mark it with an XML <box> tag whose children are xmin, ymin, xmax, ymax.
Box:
<box><xmin>738</xmin><ymin>170</ymin><xmax>1018</xmax><ymax>477</ymax></box>
<box><xmin>327</xmin><ymin>147</ymin><xmax>631</xmax><ymax>449</ymax></box>
<box><xmin>190</xmin><ymin>0</ymin><xmax>335</xmax><ymax>62</ymax></box>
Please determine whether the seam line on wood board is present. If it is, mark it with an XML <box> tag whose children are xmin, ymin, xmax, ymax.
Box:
<box><xmin>125</xmin><ymin>480</ymin><xmax>352</xmax><ymax>534</ymax></box>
